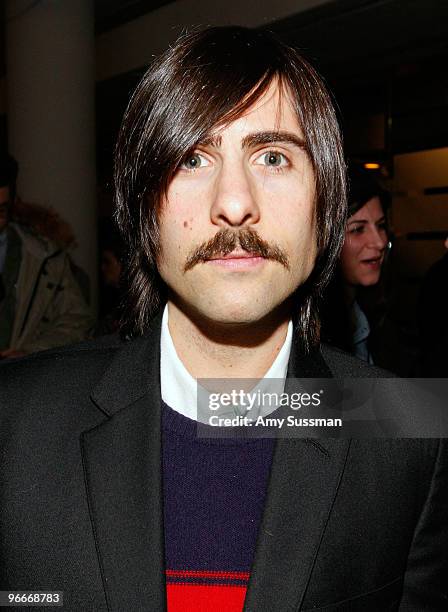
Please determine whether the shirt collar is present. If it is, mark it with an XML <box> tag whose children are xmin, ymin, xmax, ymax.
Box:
<box><xmin>160</xmin><ymin>304</ymin><xmax>293</xmax><ymax>421</ymax></box>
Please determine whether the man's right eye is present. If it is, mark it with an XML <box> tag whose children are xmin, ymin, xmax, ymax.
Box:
<box><xmin>181</xmin><ymin>153</ymin><xmax>210</xmax><ymax>170</ymax></box>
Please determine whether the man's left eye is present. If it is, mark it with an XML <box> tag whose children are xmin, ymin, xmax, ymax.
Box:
<box><xmin>254</xmin><ymin>151</ymin><xmax>288</xmax><ymax>168</ymax></box>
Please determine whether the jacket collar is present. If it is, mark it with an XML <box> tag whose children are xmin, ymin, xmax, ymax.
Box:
<box><xmin>243</xmin><ymin>327</ymin><xmax>350</xmax><ymax>611</ymax></box>
<box><xmin>10</xmin><ymin>222</ymin><xmax>60</xmax><ymax>259</ymax></box>
<box><xmin>90</xmin><ymin>312</ymin><xmax>162</xmax><ymax>417</ymax></box>
<box><xmin>84</xmin><ymin>313</ymin><xmax>166</xmax><ymax>611</ymax></box>
<box><xmin>84</xmin><ymin>313</ymin><xmax>350</xmax><ymax>611</ymax></box>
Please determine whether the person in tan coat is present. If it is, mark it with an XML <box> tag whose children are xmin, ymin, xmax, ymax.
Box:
<box><xmin>0</xmin><ymin>155</ymin><xmax>92</xmax><ymax>358</ymax></box>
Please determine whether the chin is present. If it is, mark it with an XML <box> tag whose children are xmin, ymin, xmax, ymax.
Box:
<box><xmin>194</xmin><ymin>295</ymin><xmax>279</xmax><ymax>328</ymax></box>
<box><xmin>205</xmin><ymin>304</ymin><xmax>267</xmax><ymax>326</ymax></box>
<box><xmin>359</xmin><ymin>274</ymin><xmax>380</xmax><ymax>287</ymax></box>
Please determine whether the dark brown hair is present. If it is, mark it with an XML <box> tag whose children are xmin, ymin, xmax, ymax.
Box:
<box><xmin>114</xmin><ymin>26</ymin><xmax>347</xmax><ymax>350</ymax></box>
<box><xmin>347</xmin><ymin>163</ymin><xmax>389</xmax><ymax>218</ymax></box>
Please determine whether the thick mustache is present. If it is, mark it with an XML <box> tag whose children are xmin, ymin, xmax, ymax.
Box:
<box><xmin>184</xmin><ymin>228</ymin><xmax>289</xmax><ymax>272</ymax></box>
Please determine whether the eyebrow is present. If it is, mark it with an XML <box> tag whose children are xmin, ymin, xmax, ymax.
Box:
<box><xmin>198</xmin><ymin>130</ymin><xmax>307</xmax><ymax>151</ymax></box>
<box><xmin>242</xmin><ymin>131</ymin><xmax>307</xmax><ymax>151</ymax></box>
<box><xmin>348</xmin><ymin>216</ymin><xmax>386</xmax><ymax>225</ymax></box>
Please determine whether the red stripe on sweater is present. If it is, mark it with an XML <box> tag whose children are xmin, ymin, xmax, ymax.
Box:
<box><xmin>167</xmin><ymin>583</ymin><xmax>246</xmax><ymax>611</ymax></box>
<box><xmin>166</xmin><ymin>569</ymin><xmax>250</xmax><ymax>579</ymax></box>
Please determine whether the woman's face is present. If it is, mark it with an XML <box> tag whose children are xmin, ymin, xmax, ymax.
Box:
<box><xmin>340</xmin><ymin>196</ymin><xmax>388</xmax><ymax>286</ymax></box>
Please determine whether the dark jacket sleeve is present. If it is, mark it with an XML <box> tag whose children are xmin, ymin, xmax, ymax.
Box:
<box><xmin>399</xmin><ymin>440</ymin><xmax>448</xmax><ymax>610</ymax></box>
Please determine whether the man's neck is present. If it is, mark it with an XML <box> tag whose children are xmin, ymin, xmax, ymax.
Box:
<box><xmin>166</xmin><ymin>301</ymin><xmax>291</xmax><ymax>379</ymax></box>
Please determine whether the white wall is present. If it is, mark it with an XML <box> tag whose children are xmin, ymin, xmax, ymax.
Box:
<box><xmin>96</xmin><ymin>0</ymin><xmax>336</xmax><ymax>81</ymax></box>
<box><xmin>389</xmin><ymin>147</ymin><xmax>448</xmax><ymax>329</ymax></box>
<box><xmin>6</xmin><ymin>0</ymin><xmax>97</xmax><ymax>304</ymax></box>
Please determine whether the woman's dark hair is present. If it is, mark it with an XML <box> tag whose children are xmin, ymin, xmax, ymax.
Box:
<box><xmin>320</xmin><ymin>162</ymin><xmax>390</xmax><ymax>354</ymax></box>
<box><xmin>347</xmin><ymin>163</ymin><xmax>389</xmax><ymax>218</ymax></box>
<box><xmin>114</xmin><ymin>26</ymin><xmax>347</xmax><ymax>351</ymax></box>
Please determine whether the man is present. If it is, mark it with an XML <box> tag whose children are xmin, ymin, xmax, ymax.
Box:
<box><xmin>1</xmin><ymin>27</ymin><xmax>447</xmax><ymax>611</ymax></box>
<box><xmin>0</xmin><ymin>155</ymin><xmax>92</xmax><ymax>358</ymax></box>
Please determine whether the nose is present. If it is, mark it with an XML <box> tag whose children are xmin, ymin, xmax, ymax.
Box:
<box><xmin>367</xmin><ymin>225</ymin><xmax>387</xmax><ymax>251</ymax></box>
<box><xmin>210</xmin><ymin>160</ymin><xmax>260</xmax><ymax>228</ymax></box>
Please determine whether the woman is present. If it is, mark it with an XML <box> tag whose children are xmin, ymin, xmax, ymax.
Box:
<box><xmin>321</xmin><ymin>165</ymin><xmax>390</xmax><ymax>365</ymax></box>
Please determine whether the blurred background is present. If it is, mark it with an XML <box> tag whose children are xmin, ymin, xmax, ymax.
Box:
<box><xmin>0</xmin><ymin>0</ymin><xmax>447</xmax><ymax>372</ymax></box>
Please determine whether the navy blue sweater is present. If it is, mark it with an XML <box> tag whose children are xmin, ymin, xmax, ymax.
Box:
<box><xmin>162</xmin><ymin>401</ymin><xmax>275</xmax><ymax>610</ymax></box>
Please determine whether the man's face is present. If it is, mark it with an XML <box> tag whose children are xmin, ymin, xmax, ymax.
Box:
<box><xmin>157</xmin><ymin>82</ymin><xmax>317</xmax><ymax>326</ymax></box>
<box><xmin>0</xmin><ymin>186</ymin><xmax>10</xmax><ymax>233</ymax></box>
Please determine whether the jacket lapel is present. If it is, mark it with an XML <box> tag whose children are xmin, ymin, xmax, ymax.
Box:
<box><xmin>244</xmin><ymin>335</ymin><xmax>351</xmax><ymax>611</ymax></box>
<box><xmin>81</xmin><ymin>314</ymin><xmax>166</xmax><ymax>612</ymax></box>
<box><xmin>81</xmin><ymin>317</ymin><xmax>349</xmax><ymax>611</ymax></box>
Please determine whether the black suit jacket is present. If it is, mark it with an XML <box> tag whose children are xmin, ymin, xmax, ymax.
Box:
<box><xmin>1</xmin><ymin>315</ymin><xmax>447</xmax><ymax>611</ymax></box>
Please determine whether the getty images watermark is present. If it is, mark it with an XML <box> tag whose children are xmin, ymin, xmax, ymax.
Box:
<box><xmin>207</xmin><ymin>388</ymin><xmax>339</xmax><ymax>430</ymax></box>
<box><xmin>195</xmin><ymin>378</ymin><xmax>448</xmax><ymax>439</ymax></box>
<box><xmin>196</xmin><ymin>377</ymin><xmax>342</xmax><ymax>438</ymax></box>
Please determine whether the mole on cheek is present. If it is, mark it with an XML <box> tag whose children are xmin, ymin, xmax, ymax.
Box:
<box><xmin>183</xmin><ymin>221</ymin><xmax>188</xmax><ymax>228</ymax></box>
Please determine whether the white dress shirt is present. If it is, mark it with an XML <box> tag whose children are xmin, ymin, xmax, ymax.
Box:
<box><xmin>160</xmin><ymin>304</ymin><xmax>293</xmax><ymax>421</ymax></box>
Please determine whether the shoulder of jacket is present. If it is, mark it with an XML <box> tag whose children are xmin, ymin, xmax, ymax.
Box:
<box><xmin>320</xmin><ymin>343</ymin><xmax>395</xmax><ymax>378</ymax></box>
<box><xmin>0</xmin><ymin>335</ymin><xmax>124</xmax><ymax>391</ymax></box>
<box><xmin>11</xmin><ymin>222</ymin><xmax>61</xmax><ymax>260</ymax></box>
